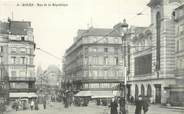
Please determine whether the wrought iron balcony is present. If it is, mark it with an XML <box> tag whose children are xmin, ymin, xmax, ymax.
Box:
<box><xmin>9</xmin><ymin>77</ymin><xmax>36</xmax><ymax>82</ymax></box>
<box><xmin>9</xmin><ymin>88</ymin><xmax>37</xmax><ymax>92</ymax></box>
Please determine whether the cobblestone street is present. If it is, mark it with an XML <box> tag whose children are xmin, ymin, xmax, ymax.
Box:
<box><xmin>5</xmin><ymin>102</ymin><xmax>184</xmax><ymax>114</ymax></box>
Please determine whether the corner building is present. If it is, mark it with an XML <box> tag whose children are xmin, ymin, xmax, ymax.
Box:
<box><xmin>63</xmin><ymin>27</ymin><xmax>124</xmax><ymax>97</ymax></box>
<box><xmin>0</xmin><ymin>19</ymin><xmax>36</xmax><ymax>100</ymax></box>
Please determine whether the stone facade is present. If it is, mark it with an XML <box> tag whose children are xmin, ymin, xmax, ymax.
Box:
<box><xmin>0</xmin><ymin>19</ymin><xmax>36</xmax><ymax>100</ymax></box>
<box><xmin>128</xmin><ymin>0</ymin><xmax>184</xmax><ymax>104</ymax></box>
<box><xmin>63</xmin><ymin>27</ymin><xmax>124</xmax><ymax>93</ymax></box>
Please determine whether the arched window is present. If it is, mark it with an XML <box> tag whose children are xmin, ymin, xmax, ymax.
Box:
<box><xmin>147</xmin><ymin>84</ymin><xmax>152</xmax><ymax>97</ymax></box>
<box><xmin>135</xmin><ymin>85</ymin><xmax>139</xmax><ymax>100</ymax></box>
<box><xmin>156</xmin><ymin>12</ymin><xmax>161</xmax><ymax>70</ymax></box>
<box><xmin>141</xmin><ymin>84</ymin><xmax>145</xmax><ymax>96</ymax></box>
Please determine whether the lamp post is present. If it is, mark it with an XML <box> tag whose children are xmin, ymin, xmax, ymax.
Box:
<box><xmin>119</xmin><ymin>19</ymin><xmax>129</xmax><ymax>114</ymax></box>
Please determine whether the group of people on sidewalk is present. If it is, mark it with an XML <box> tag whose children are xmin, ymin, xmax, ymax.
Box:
<box><xmin>109</xmin><ymin>95</ymin><xmax>150</xmax><ymax>114</ymax></box>
<box><xmin>13</xmin><ymin>97</ymin><xmax>47</xmax><ymax>111</ymax></box>
<box><xmin>62</xmin><ymin>91</ymin><xmax>73</xmax><ymax>108</ymax></box>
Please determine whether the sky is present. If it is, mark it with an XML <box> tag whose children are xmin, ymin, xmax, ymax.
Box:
<box><xmin>0</xmin><ymin>0</ymin><xmax>151</xmax><ymax>70</ymax></box>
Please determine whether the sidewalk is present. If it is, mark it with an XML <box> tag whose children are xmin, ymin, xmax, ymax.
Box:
<box><xmin>160</xmin><ymin>105</ymin><xmax>184</xmax><ymax>110</ymax></box>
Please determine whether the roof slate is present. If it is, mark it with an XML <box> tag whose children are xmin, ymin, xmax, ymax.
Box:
<box><xmin>78</xmin><ymin>27</ymin><xmax>121</xmax><ymax>37</ymax></box>
<box><xmin>0</xmin><ymin>20</ymin><xmax>31</xmax><ymax>35</ymax></box>
<box><xmin>9</xmin><ymin>21</ymin><xmax>31</xmax><ymax>35</ymax></box>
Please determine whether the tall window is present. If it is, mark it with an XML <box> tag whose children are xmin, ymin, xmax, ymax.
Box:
<box><xmin>20</xmin><ymin>57</ymin><xmax>26</xmax><ymax>64</ymax></box>
<box><xmin>114</xmin><ymin>57</ymin><xmax>118</xmax><ymax>65</ymax></box>
<box><xmin>156</xmin><ymin>12</ymin><xmax>161</xmax><ymax>70</ymax></box>
<box><xmin>0</xmin><ymin>56</ymin><xmax>2</xmax><ymax>63</ymax></box>
<box><xmin>21</xmin><ymin>36</ymin><xmax>25</xmax><ymax>41</ymax></box>
<box><xmin>0</xmin><ymin>46</ymin><xmax>3</xmax><ymax>52</ymax></box>
<box><xmin>104</xmin><ymin>48</ymin><xmax>108</xmax><ymax>53</ymax></box>
<box><xmin>11</xmin><ymin>57</ymin><xmax>16</xmax><ymax>64</ymax></box>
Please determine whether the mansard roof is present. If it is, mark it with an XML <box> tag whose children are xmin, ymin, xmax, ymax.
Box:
<box><xmin>77</xmin><ymin>27</ymin><xmax>121</xmax><ymax>38</ymax></box>
<box><xmin>9</xmin><ymin>21</ymin><xmax>32</xmax><ymax>35</ymax></box>
<box><xmin>0</xmin><ymin>20</ymin><xmax>32</xmax><ymax>35</ymax></box>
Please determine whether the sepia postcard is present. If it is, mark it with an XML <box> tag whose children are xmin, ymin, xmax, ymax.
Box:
<box><xmin>0</xmin><ymin>0</ymin><xmax>184</xmax><ymax>114</ymax></box>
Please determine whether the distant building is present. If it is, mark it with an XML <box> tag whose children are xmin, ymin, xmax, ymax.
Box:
<box><xmin>63</xmin><ymin>27</ymin><xmax>124</xmax><ymax>98</ymax></box>
<box><xmin>0</xmin><ymin>19</ymin><xmax>36</xmax><ymax>100</ymax></box>
<box><xmin>36</xmin><ymin>65</ymin><xmax>62</xmax><ymax>101</ymax></box>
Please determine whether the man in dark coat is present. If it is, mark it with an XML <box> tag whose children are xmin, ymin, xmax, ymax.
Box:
<box><xmin>43</xmin><ymin>98</ymin><xmax>46</xmax><ymax>109</ymax></box>
<box><xmin>142</xmin><ymin>96</ymin><xmax>149</xmax><ymax>114</ymax></box>
<box><xmin>119</xmin><ymin>97</ymin><xmax>126</xmax><ymax>114</ymax></box>
<box><xmin>35</xmin><ymin>99</ymin><xmax>39</xmax><ymax>110</ymax></box>
<box><xmin>109</xmin><ymin>98</ymin><xmax>118</xmax><ymax>114</ymax></box>
<box><xmin>135</xmin><ymin>96</ymin><xmax>143</xmax><ymax>114</ymax></box>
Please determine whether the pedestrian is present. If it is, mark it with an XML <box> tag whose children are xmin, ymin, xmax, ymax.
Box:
<box><xmin>35</xmin><ymin>99</ymin><xmax>39</xmax><ymax>110</ymax></box>
<box><xmin>135</xmin><ymin>95</ymin><xmax>143</xmax><ymax>114</ymax></box>
<box><xmin>109</xmin><ymin>97</ymin><xmax>118</xmax><ymax>114</ymax></box>
<box><xmin>142</xmin><ymin>96</ymin><xmax>149</xmax><ymax>114</ymax></box>
<box><xmin>14</xmin><ymin>100</ymin><xmax>18</xmax><ymax>111</ymax></box>
<box><xmin>23</xmin><ymin>101</ymin><xmax>26</xmax><ymax>110</ymax></box>
<box><xmin>30</xmin><ymin>100</ymin><xmax>34</xmax><ymax>110</ymax></box>
<box><xmin>43</xmin><ymin>99</ymin><xmax>46</xmax><ymax>109</ymax></box>
<box><xmin>130</xmin><ymin>96</ymin><xmax>134</xmax><ymax>105</ymax></box>
<box><xmin>119</xmin><ymin>97</ymin><xmax>126</xmax><ymax>114</ymax></box>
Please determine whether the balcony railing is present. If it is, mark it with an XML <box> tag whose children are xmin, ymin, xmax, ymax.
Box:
<box><xmin>72</xmin><ymin>76</ymin><xmax>124</xmax><ymax>83</ymax></box>
<box><xmin>9</xmin><ymin>88</ymin><xmax>37</xmax><ymax>92</ymax></box>
<box><xmin>9</xmin><ymin>77</ymin><xmax>36</xmax><ymax>82</ymax></box>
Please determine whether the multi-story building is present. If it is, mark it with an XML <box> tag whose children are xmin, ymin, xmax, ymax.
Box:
<box><xmin>127</xmin><ymin>0</ymin><xmax>184</xmax><ymax>105</ymax></box>
<box><xmin>0</xmin><ymin>19</ymin><xmax>36</xmax><ymax>100</ymax></box>
<box><xmin>0</xmin><ymin>25</ymin><xmax>9</xmax><ymax>102</ymax></box>
<box><xmin>128</xmin><ymin>26</ymin><xmax>153</xmax><ymax>101</ymax></box>
<box><xmin>63</xmin><ymin>27</ymin><xmax>124</xmax><ymax>97</ymax></box>
<box><xmin>164</xmin><ymin>3</ymin><xmax>184</xmax><ymax>105</ymax></box>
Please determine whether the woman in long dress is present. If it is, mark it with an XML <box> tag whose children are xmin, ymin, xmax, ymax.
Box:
<box><xmin>109</xmin><ymin>98</ymin><xmax>118</xmax><ymax>114</ymax></box>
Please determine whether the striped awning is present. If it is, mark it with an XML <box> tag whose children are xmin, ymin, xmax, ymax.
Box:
<box><xmin>91</xmin><ymin>91</ymin><xmax>120</xmax><ymax>98</ymax></box>
<box><xmin>9</xmin><ymin>92</ymin><xmax>37</xmax><ymax>98</ymax></box>
<box><xmin>74</xmin><ymin>91</ymin><xmax>91</xmax><ymax>97</ymax></box>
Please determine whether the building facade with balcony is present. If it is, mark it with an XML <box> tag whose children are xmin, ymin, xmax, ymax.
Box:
<box><xmin>63</xmin><ymin>27</ymin><xmax>124</xmax><ymax>97</ymax></box>
<box><xmin>0</xmin><ymin>19</ymin><xmax>36</xmax><ymax>100</ymax></box>
<box><xmin>0</xmin><ymin>26</ymin><xmax>9</xmax><ymax>103</ymax></box>
<box><xmin>127</xmin><ymin>0</ymin><xmax>184</xmax><ymax>105</ymax></box>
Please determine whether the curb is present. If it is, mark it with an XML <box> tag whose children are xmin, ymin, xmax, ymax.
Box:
<box><xmin>160</xmin><ymin>106</ymin><xmax>184</xmax><ymax>110</ymax></box>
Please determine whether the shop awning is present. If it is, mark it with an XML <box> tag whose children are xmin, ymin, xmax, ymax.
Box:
<box><xmin>74</xmin><ymin>91</ymin><xmax>91</xmax><ymax>97</ymax></box>
<box><xmin>91</xmin><ymin>91</ymin><xmax>120</xmax><ymax>98</ymax></box>
<box><xmin>9</xmin><ymin>92</ymin><xmax>38</xmax><ymax>98</ymax></box>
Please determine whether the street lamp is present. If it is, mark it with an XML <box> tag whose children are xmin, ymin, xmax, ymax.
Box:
<box><xmin>119</xmin><ymin>19</ymin><xmax>129</xmax><ymax>114</ymax></box>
